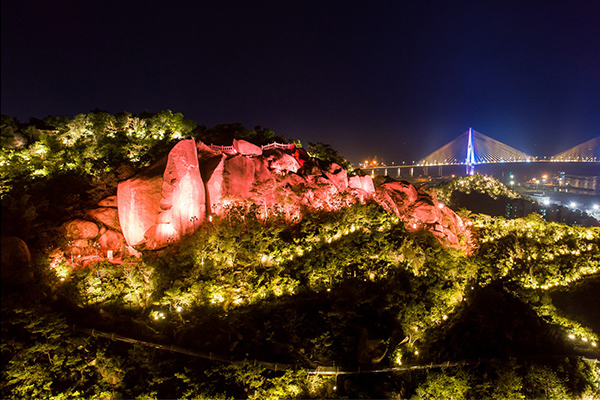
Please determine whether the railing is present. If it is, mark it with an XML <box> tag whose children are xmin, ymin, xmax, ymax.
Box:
<box><xmin>209</xmin><ymin>144</ymin><xmax>237</xmax><ymax>155</ymax></box>
<box><xmin>261</xmin><ymin>142</ymin><xmax>296</xmax><ymax>151</ymax></box>
<box><xmin>209</xmin><ymin>141</ymin><xmax>295</xmax><ymax>155</ymax></box>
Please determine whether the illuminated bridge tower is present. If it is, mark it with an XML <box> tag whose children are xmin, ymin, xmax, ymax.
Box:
<box><xmin>466</xmin><ymin>127</ymin><xmax>476</xmax><ymax>175</ymax></box>
<box><xmin>418</xmin><ymin>128</ymin><xmax>535</xmax><ymax>176</ymax></box>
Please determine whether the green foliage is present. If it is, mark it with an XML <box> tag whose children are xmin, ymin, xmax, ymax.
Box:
<box><xmin>434</xmin><ymin>174</ymin><xmax>522</xmax><ymax>205</ymax></box>
<box><xmin>0</xmin><ymin>301</ymin><xmax>115</xmax><ymax>399</ymax></box>
<box><xmin>306</xmin><ymin>141</ymin><xmax>352</xmax><ymax>170</ymax></box>
<box><xmin>412</xmin><ymin>369</ymin><xmax>471</xmax><ymax>399</ymax></box>
<box><xmin>0</xmin><ymin>110</ymin><xmax>196</xmax><ymax>198</ymax></box>
<box><xmin>473</xmin><ymin>213</ymin><xmax>600</xmax><ymax>290</ymax></box>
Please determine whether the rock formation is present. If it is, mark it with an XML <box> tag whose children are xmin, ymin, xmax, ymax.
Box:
<box><xmin>62</xmin><ymin>138</ymin><xmax>473</xmax><ymax>260</ymax></box>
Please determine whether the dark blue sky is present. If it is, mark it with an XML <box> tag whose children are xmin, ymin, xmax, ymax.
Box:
<box><xmin>2</xmin><ymin>0</ymin><xmax>599</xmax><ymax>164</ymax></box>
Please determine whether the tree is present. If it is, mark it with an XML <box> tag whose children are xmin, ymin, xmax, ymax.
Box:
<box><xmin>306</xmin><ymin>142</ymin><xmax>351</xmax><ymax>170</ymax></box>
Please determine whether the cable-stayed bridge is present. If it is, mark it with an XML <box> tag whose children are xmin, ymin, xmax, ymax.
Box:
<box><xmin>361</xmin><ymin>128</ymin><xmax>599</xmax><ymax>178</ymax></box>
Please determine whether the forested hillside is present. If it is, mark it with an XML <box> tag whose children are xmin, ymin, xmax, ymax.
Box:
<box><xmin>2</xmin><ymin>112</ymin><xmax>599</xmax><ymax>399</ymax></box>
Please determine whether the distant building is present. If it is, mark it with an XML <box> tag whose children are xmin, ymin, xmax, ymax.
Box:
<box><xmin>505</xmin><ymin>199</ymin><xmax>598</xmax><ymax>227</ymax></box>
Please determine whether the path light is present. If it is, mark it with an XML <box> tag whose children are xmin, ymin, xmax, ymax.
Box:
<box><xmin>568</xmin><ymin>334</ymin><xmax>576</xmax><ymax>339</ymax></box>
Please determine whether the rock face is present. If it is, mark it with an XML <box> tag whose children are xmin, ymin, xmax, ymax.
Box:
<box><xmin>109</xmin><ymin>139</ymin><xmax>473</xmax><ymax>252</ymax></box>
<box><xmin>374</xmin><ymin>180</ymin><xmax>470</xmax><ymax>246</ymax></box>
<box><xmin>62</xmin><ymin>219</ymin><xmax>100</xmax><ymax>240</ymax></box>
<box><xmin>86</xmin><ymin>207</ymin><xmax>121</xmax><ymax>231</ymax></box>
<box><xmin>117</xmin><ymin>157</ymin><xmax>166</xmax><ymax>248</ymax></box>
<box><xmin>118</xmin><ymin>139</ymin><xmax>205</xmax><ymax>250</ymax></box>
<box><xmin>98</xmin><ymin>195</ymin><xmax>118</xmax><ymax>208</ymax></box>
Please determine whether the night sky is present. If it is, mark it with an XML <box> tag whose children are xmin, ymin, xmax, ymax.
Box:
<box><xmin>2</xmin><ymin>0</ymin><xmax>599</xmax><ymax>165</ymax></box>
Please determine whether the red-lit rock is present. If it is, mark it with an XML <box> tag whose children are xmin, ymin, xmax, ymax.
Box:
<box><xmin>411</xmin><ymin>197</ymin><xmax>442</xmax><ymax>225</ymax></box>
<box><xmin>202</xmin><ymin>154</ymin><xmax>227</xmax><ymax>215</ymax></box>
<box><xmin>265</xmin><ymin>149</ymin><xmax>301</xmax><ymax>174</ymax></box>
<box><xmin>371</xmin><ymin>179</ymin><xmax>471</xmax><ymax>250</ymax></box>
<box><xmin>233</xmin><ymin>138</ymin><xmax>262</xmax><ymax>156</ymax></box>
<box><xmin>63</xmin><ymin>219</ymin><xmax>100</xmax><ymax>240</ymax></box>
<box><xmin>98</xmin><ymin>195</ymin><xmax>118</xmax><ymax>208</ymax></box>
<box><xmin>86</xmin><ymin>207</ymin><xmax>121</xmax><ymax>231</ymax></box>
<box><xmin>158</xmin><ymin>139</ymin><xmax>205</xmax><ymax>238</ymax></box>
<box><xmin>118</xmin><ymin>139</ymin><xmax>205</xmax><ymax>249</ymax></box>
<box><xmin>381</xmin><ymin>181</ymin><xmax>418</xmax><ymax>203</ymax></box>
<box><xmin>223</xmin><ymin>155</ymin><xmax>256</xmax><ymax>198</ymax></box>
<box><xmin>112</xmin><ymin>139</ymin><xmax>472</xmax><ymax>253</ymax></box>
<box><xmin>196</xmin><ymin>141</ymin><xmax>221</xmax><ymax>158</ymax></box>
<box><xmin>324</xmin><ymin>163</ymin><xmax>348</xmax><ymax>192</ymax></box>
<box><xmin>253</xmin><ymin>157</ymin><xmax>272</xmax><ymax>183</ymax></box>
<box><xmin>98</xmin><ymin>229</ymin><xmax>126</xmax><ymax>253</ymax></box>
<box><xmin>117</xmin><ymin>158</ymin><xmax>166</xmax><ymax>247</ymax></box>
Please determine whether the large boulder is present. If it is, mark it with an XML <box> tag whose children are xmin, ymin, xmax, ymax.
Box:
<box><xmin>157</xmin><ymin>138</ymin><xmax>205</xmax><ymax>239</ymax></box>
<box><xmin>0</xmin><ymin>236</ymin><xmax>33</xmax><ymax>284</ymax></box>
<box><xmin>223</xmin><ymin>155</ymin><xmax>256</xmax><ymax>199</ymax></box>
<box><xmin>253</xmin><ymin>157</ymin><xmax>272</xmax><ymax>183</ymax></box>
<box><xmin>410</xmin><ymin>197</ymin><xmax>442</xmax><ymax>225</ymax></box>
<box><xmin>118</xmin><ymin>139</ymin><xmax>205</xmax><ymax>250</ymax></box>
<box><xmin>233</xmin><ymin>139</ymin><xmax>262</xmax><ymax>156</ymax></box>
<box><xmin>201</xmin><ymin>154</ymin><xmax>227</xmax><ymax>215</ymax></box>
<box><xmin>196</xmin><ymin>140</ymin><xmax>221</xmax><ymax>159</ymax></box>
<box><xmin>86</xmin><ymin>207</ymin><xmax>121</xmax><ymax>231</ymax></box>
<box><xmin>117</xmin><ymin>157</ymin><xmax>167</xmax><ymax>247</ymax></box>
<box><xmin>63</xmin><ymin>219</ymin><xmax>100</xmax><ymax>240</ymax></box>
<box><xmin>98</xmin><ymin>195</ymin><xmax>118</xmax><ymax>208</ymax></box>
<box><xmin>98</xmin><ymin>229</ymin><xmax>126</xmax><ymax>254</ymax></box>
<box><xmin>265</xmin><ymin>149</ymin><xmax>301</xmax><ymax>174</ymax></box>
<box><xmin>324</xmin><ymin>163</ymin><xmax>349</xmax><ymax>192</ymax></box>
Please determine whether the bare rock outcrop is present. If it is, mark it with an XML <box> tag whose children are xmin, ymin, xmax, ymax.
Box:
<box><xmin>117</xmin><ymin>157</ymin><xmax>167</xmax><ymax>247</ymax></box>
<box><xmin>265</xmin><ymin>149</ymin><xmax>301</xmax><ymax>174</ymax></box>
<box><xmin>98</xmin><ymin>195</ymin><xmax>118</xmax><ymax>208</ymax></box>
<box><xmin>374</xmin><ymin>180</ymin><xmax>471</xmax><ymax>249</ymax></box>
<box><xmin>118</xmin><ymin>139</ymin><xmax>205</xmax><ymax>250</ymax></box>
<box><xmin>98</xmin><ymin>229</ymin><xmax>126</xmax><ymax>253</ymax></box>
<box><xmin>63</xmin><ymin>219</ymin><xmax>100</xmax><ymax>240</ymax></box>
<box><xmin>86</xmin><ymin>207</ymin><xmax>121</xmax><ymax>231</ymax></box>
<box><xmin>109</xmin><ymin>138</ymin><xmax>472</xmax><ymax>252</ymax></box>
<box><xmin>233</xmin><ymin>139</ymin><xmax>262</xmax><ymax>156</ymax></box>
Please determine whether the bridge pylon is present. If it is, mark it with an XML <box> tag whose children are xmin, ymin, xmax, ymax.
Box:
<box><xmin>466</xmin><ymin>127</ymin><xmax>475</xmax><ymax>175</ymax></box>
<box><xmin>418</xmin><ymin>128</ymin><xmax>535</xmax><ymax>174</ymax></box>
